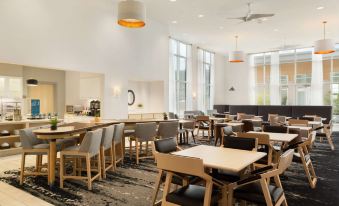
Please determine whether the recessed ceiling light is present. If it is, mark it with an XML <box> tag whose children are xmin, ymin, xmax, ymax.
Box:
<box><xmin>170</xmin><ymin>0</ymin><xmax>177</xmax><ymax>2</ymax></box>
<box><xmin>317</xmin><ymin>6</ymin><xmax>324</xmax><ymax>10</ymax></box>
<box><xmin>273</xmin><ymin>29</ymin><xmax>279</xmax><ymax>32</ymax></box>
<box><xmin>171</xmin><ymin>20</ymin><xmax>177</xmax><ymax>24</ymax></box>
<box><xmin>198</xmin><ymin>14</ymin><xmax>204</xmax><ymax>18</ymax></box>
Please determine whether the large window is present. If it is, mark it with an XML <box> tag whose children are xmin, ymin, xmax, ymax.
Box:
<box><xmin>201</xmin><ymin>49</ymin><xmax>214</xmax><ymax>112</ymax></box>
<box><xmin>252</xmin><ymin>44</ymin><xmax>339</xmax><ymax>115</ymax></box>
<box><xmin>169</xmin><ymin>39</ymin><xmax>191</xmax><ymax>117</ymax></box>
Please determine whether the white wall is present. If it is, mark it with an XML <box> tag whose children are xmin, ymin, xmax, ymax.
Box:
<box><xmin>128</xmin><ymin>81</ymin><xmax>164</xmax><ymax>113</ymax></box>
<box><xmin>0</xmin><ymin>0</ymin><xmax>169</xmax><ymax>119</ymax></box>
<box><xmin>219</xmin><ymin>56</ymin><xmax>253</xmax><ymax>105</ymax></box>
<box><xmin>214</xmin><ymin>53</ymin><xmax>227</xmax><ymax>104</ymax></box>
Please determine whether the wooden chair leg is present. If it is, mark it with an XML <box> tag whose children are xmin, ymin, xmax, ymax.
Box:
<box><xmin>20</xmin><ymin>153</ymin><xmax>25</xmax><ymax>185</ymax></box>
<box><xmin>86</xmin><ymin>154</ymin><xmax>92</xmax><ymax>190</ymax></box>
<box><xmin>136</xmin><ymin>139</ymin><xmax>139</xmax><ymax>164</ymax></box>
<box><xmin>152</xmin><ymin>170</ymin><xmax>164</xmax><ymax>205</ymax></box>
<box><xmin>120</xmin><ymin>142</ymin><xmax>124</xmax><ymax>164</ymax></box>
<box><xmin>100</xmin><ymin>147</ymin><xmax>106</xmax><ymax>179</ymax></box>
<box><xmin>129</xmin><ymin>139</ymin><xmax>133</xmax><ymax>160</ymax></box>
<box><xmin>111</xmin><ymin>146</ymin><xmax>116</xmax><ymax>171</ymax></box>
<box><xmin>97</xmin><ymin>153</ymin><xmax>102</xmax><ymax>181</ymax></box>
<box><xmin>60</xmin><ymin>153</ymin><xmax>64</xmax><ymax>188</ymax></box>
<box><xmin>327</xmin><ymin>135</ymin><xmax>335</xmax><ymax>150</ymax></box>
<box><xmin>191</xmin><ymin>131</ymin><xmax>196</xmax><ymax>143</ymax></box>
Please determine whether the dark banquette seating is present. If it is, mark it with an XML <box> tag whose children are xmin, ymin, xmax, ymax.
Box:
<box><xmin>213</xmin><ymin>105</ymin><xmax>332</xmax><ymax>123</ymax></box>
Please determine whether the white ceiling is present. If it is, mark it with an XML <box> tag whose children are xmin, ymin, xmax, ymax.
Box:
<box><xmin>141</xmin><ymin>0</ymin><xmax>339</xmax><ymax>54</ymax></box>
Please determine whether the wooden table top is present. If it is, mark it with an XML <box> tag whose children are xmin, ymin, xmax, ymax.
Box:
<box><xmin>248</xmin><ymin>131</ymin><xmax>298</xmax><ymax>143</ymax></box>
<box><xmin>173</xmin><ymin>145</ymin><xmax>266</xmax><ymax>173</ymax></box>
<box><xmin>287</xmin><ymin>126</ymin><xmax>313</xmax><ymax>131</ymax></box>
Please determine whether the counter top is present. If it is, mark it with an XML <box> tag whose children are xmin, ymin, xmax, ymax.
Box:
<box><xmin>0</xmin><ymin>119</ymin><xmax>62</xmax><ymax>125</ymax></box>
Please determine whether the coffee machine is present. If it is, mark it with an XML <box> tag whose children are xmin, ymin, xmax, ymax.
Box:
<box><xmin>89</xmin><ymin>100</ymin><xmax>100</xmax><ymax>117</ymax></box>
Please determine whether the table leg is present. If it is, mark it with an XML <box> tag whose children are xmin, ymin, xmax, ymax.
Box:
<box><xmin>214</xmin><ymin>125</ymin><xmax>220</xmax><ymax>146</ymax></box>
<box><xmin>49</xmin><ymin>140</ymin><xmax>57</xmax><ymax>187</ymax></box>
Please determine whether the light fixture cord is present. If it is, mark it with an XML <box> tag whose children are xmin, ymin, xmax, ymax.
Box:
<box><xmin>235</xmin><ymin>35</ymin><xmax>238</xmax><ymax>50</ymax></box>
<box><xmin>323</xmin><ymin>21</ymin><xmax>327</xmax><ymax>39</ymax></box>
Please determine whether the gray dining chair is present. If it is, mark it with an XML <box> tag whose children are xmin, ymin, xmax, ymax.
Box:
<box><xmin>100</xmin><ymin>125</ymin><xmax>115</xmax><ymax>178</ymax></box>
<box><xmin>157</xmin><ymin>121</ymin><xmax>179</xmax><ymax>139</ymax></box>
<box><xmin>113</xmin><ymin>123</ymin><xmax>125</xmax><ymax>169</ymax></box>
<box><xmin>60</xmin><ymin>129</ymin><xmax>103</xmax><ymax>190</ymax></box>
<box><xmin>129</xmin><ymin>122</ymin><xmax>157</xmax><ymax>164</ymax></box>
<box><xmin>19</xmin><ymin>127</ymin><xmax>52</xmax><ymax>185</ymax></box>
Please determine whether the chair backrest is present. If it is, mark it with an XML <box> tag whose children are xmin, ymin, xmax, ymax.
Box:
<box><xmin>223</xmin><ymin>136</ymin><xmax>258</xmax><ymax>151</ymax></box>
<box><xmin>183</xmin><ymin>121</ymin><xmax>195</xmax><ymax>129</ymax></box>
<box><xmin>101</xmin><ymin>125</ymin><xmax>115</xmax><ymax>149</ymax></box>
<box><xmin>155</xmin><ymin>152</ymin><xmax>205</xmax><ymax>178</ymax></box>
<box><xmin>196</xmin><ymin>115</ymin><xmax>210</xmax><ymax>121</ymax></box>
<box><xmin>314</xmin><ymin>116</ymin><xmax>322</xmax><ymax>122</ymax></box>
<box><xmin>237</xmin><ymin>113</ymin><xmax>245</xmax><ymax>120</ymax></box>
<box><xmin>237</xmin><ymin>133</ymin><xmax>270</xmax><ymax>145</ymax></box>
<box><xmin>135</xmin><ymin>122</ymin><xmax>157</xmax><ymax>141</ymax></box>
<box><xmin>277</xmin><ymin>116</ymin><xmax>286</xmax><ymax>123</ymax></box>
<box><xmin>19</xmin><ymin>127</ymin><xmax>43</xmax><ymax>149</ymax></box>
<box><xmin>239</xmin><ymin>114</ymin><xmax>255</xmax><ymax>120</ymax></box>
<box><xmin>263</xmin><ymin>125</ymin><xmax>288</xmax><ymax>133</ymax></box>
<box><xmin>278</xmin><ymin>149</ymin><xmax>294</xmax><ymax>174</ymax></box>
<box><xmin>168</xmin><ymin>112</ymin><xmax>176</xmax><ymax>119</ymax></box>
<box><xmin>79</xmin><ymin>129</ymin><xmax>103</xmax><ymax>156</ymax></box>
<box><xmin>113</xmin><ymin>123</ymin><xmax>125</xmax><ymax>144</ymax></box>
<box><xmin>288</xmin><ymin>127</ymin><xmax>302</xmax><ymax>145</ymax></box>
<box><xmin>299</xmin><ymin>116</ymin><xmax>315</xmax><ymax>121</ymax></box>
<box><xmin>242</xmin><ymin>120</ymin><xmax>254</xmax><ymax>132</ymax></box>
<box><xmin>157</xmin><ymin>121</ymin><xmax>179</xmax><ymax>139</ymax></box>
<box><xmin>154</xmin><ymin>137</ymin><xmax>178</xmax><ymax>153</ymax></box>
<box><xmin>289</xmin><ymin>119</ymin><xmax>308</xmax><ymax>126</ymax></box>
<box><xmin>252</xmin><ymin>119</ymin><xmax>262</xmax><ymax>128</ymax></box>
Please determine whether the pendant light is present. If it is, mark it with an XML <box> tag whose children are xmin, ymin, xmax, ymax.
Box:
<box><xmin>229</xmin><ymin>35</ymin><xmax>245</xmax><ymax>63</ymax></box>
<box><xmin>27</xmin><ymin>79</ymin><xmax>38</xmax><ymax>86</ymax></box>
<box><xmin>314</xmin><ymin>21</ymin><xmax>335</xmax><ymax>54</ymax></box>
<box><xmin>117</xmin><ymin>0</ymin><xmax>146</xmax><ymax>28</ymax></box>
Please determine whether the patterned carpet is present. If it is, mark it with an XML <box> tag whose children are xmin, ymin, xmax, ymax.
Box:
<box><xmin>0</xmin><ymin>135</ymin><xmax>338</xmax><ymax>206</ymax></box>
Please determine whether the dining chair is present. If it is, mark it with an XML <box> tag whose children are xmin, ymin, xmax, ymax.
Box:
<box><xmin>239</xmin><ymin>114</ymin><xmax>255</xmax><ymax>121</ymax></box>
<box><xmin>284</xmin><ymin>131</ymin><xmax>318</xmax><ymax>188</ymax></box>
<box><xmin>157</xmin><ymin>121</ymin><xmax>179</xmax><ymax>139</ymax></box>
<box><xmin>155</xmin><ymin>153</ymin><xmax>222</xmax><ymax>206</ymax></box>
<box><xmin>100</xmin><ymin>125</ymin><xmax>115</xmax><ymax>179</ymax></box>
<box><xmin>60</xmin><ymin>129</ymin><xmax>103</xmax><ymax>190</ymax></box>
<box><xmin>196</xmin><ymin>115</ymin><xmax>212</xmax><ymax>142</ymax></box>
<box><xmin>288</xmin><ymin>119</ymin><xmax>308</xmax><ymax>127</ymax></box>
<box><xmin>220</xmin><ymin>126</ymin><xmax>236</xmax><ymax>145</ymax></box>
<box><xmin>129</xmin><ymin>122</ymin><xmax>157</xmax><ymax>164</ymax></box>
<box><xmin>183</xmin><ymin>121</ymin><xmax>196</xmax><ymax>144</ymax></box>
<box><xmin>113</xmin><ymin>123</ymin><xmax>125</xmax><ymax>169</ymax></box>
<box><xmin>223</xmin><ymin>136</ymin><xmax>258</xmax><ymax>151</ymax></box>
<box><xmin>227</xmin><ymin>149</ymin><xmax>294</xmax><ymax>206</ymax></box>
<box><xmin>19</xmin><ymin>128</ymin><xmax>51</xmax><ymax>185</ymax></box>
<box><xmin>314</xmin><ymin>120</ymin><xmax>335</xmax><ymax>150</ymax></box>
<box><xmin>299</xmin><ymin>116</ymin><xmax>315</xmax><ymax>121</ymax></box>
<box><xmin>237</xmin><ymin>133</ymin><xmax>273</xmax><ymax>168</ymax></box>
<box><xmin>152</xmin><ymin>137</ymin><xmax>188</xmax><ymax>205</ymax></box>
<box><xmin>242</xmin><ymin>120</ymin><xmax>254</xmax><ymax>132</ymax></box>
<box><xmin>263</xmin><ymin>125</ymin><xmax>288</xmax><ymax>133</ymax></box>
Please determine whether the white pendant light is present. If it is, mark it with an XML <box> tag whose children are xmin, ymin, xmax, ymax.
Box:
<box><xmin>314</xmin><ymin>21</ymin><xmax>335</xmax><ymax>54</ymax></box>
<box><xmin>229</xmin><ymin>36</ymin><xmax>245</xmax><ymax>63</ymax></box>
<box><xmin>118</xmin><ymin>0</ymin><xmax>146</xmax><ymax>28</ymax></box>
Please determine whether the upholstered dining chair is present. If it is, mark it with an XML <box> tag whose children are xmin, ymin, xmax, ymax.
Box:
<box><xmin>152</xmin><ymin>137</ymin><xmax>186</xmax><ymax>205</ymax></box>
<box><xmin>60</xmin><ymin>129</ymin><xmax>103</xmax><ymax>190</ymax></box>
<box><xmin>227</xmin><ymin>149</ymin><xmax>294</xmax><ymax>206</ymax></box>
<box><xmin>284</xmin><ymin>131</ymin><xmax>318</xmax><ymax>188</ymax></box>
<box><xmin>242</xmin><ymin>120</ymin><xmax>254</xmax><ymax>132</ymax></box>
<box><xmin>237</xmin><ymin>133</ymin><xmax>273</xmax><ymax>168</ymax></box>
<box><xmin>155</xmin><ymin>153</ymin><xmax>222</xmax><ymax>206</ymax></box>
<box><xmin>315</xmin><ymin>120</ymin><xmax>335</xmax><ymax>150</ymax></box>
<box><xmin>113</xmin><ymin>123</ymin><xmax>125</xmax><ymax>169</ymax></box>
<box><xmin>157</xmin><ymin>121</ymin><xmax>179</xmax><ymax>139</ymax></box>
<box><xmin>182</xmin><ymin>120</ymin><xmax>196</xmax><ymax>144</ymax></box>
<box><xmin>129</xmin><ymin>122</ymin><xmax>157</xmax><ymax>164</ymax></box>
<box><xmin>20</xmin><ymin>127</ymin><xmax>52</xmax><ymax>185</ymax></box>
<box><xmin>263</xmin><ymin>125</ymin><xmax>288</xmax><ymax>133</ymax></box>
<box><xmin>100</xmin><ymin>125</ymin><xmax>115</xmax><ymax>178</ymax></box>
<box><xmin>196</xmin><ymin>115</ymin><xmax>212</xmax><ymax>142</ymax></box>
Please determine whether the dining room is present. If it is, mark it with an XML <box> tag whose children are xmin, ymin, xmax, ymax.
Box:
<box><xmin>0</xmin><ymin>0</ymin><xmax>338</xmax><ymax>206</ymax></box>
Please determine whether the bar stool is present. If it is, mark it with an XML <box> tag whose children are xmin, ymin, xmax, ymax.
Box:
<box><xmin>113</xmin><ymin>123</ymin><xmax>125</xmax><ymax>169</ymax></box>
<box><xmin>129</xmin><ymin>122</ymin><xmax>157</xmax><ymax>164</ymax></box>
<box><xmin>60</xmin><ymin>129</ymin><xmax>103</xmax><ymax>190</ymax></box>
<box><xmin>100</xmin><ymin>125</ymin><xmax>115</xmax><ymax>178</ymax></box>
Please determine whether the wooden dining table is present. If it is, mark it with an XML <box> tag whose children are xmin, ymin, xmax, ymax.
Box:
<box><xmin>173</xmin><ymin>145</ymin><xmax>266</xmax><ymax>205</ymax></box>
<box><xmin>33</xmin><ymin>122</ymin><xmax>116</xmax><ymax>187</ymax></box>
<box><xmin>247</xmin><ymin>131</ymin><xmax>298</xmax><ymax>143</ymax></box>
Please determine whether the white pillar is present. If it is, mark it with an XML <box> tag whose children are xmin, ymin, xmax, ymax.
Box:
<box><xmin>311</xmin><ymin>54</ymin><xmax>323</xmax><ymax>105</ymax></box>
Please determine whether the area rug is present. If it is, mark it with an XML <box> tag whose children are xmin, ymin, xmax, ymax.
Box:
<box><xmin>0</xmin><ymin>136</ymin><xmax>338</xmax><ymax>206</ymax></box>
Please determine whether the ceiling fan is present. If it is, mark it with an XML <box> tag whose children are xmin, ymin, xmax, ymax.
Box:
<box><xmin>228</xmin><ymin>2</ymin><xmax>275</xmax><ymax>23</ymax></box>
